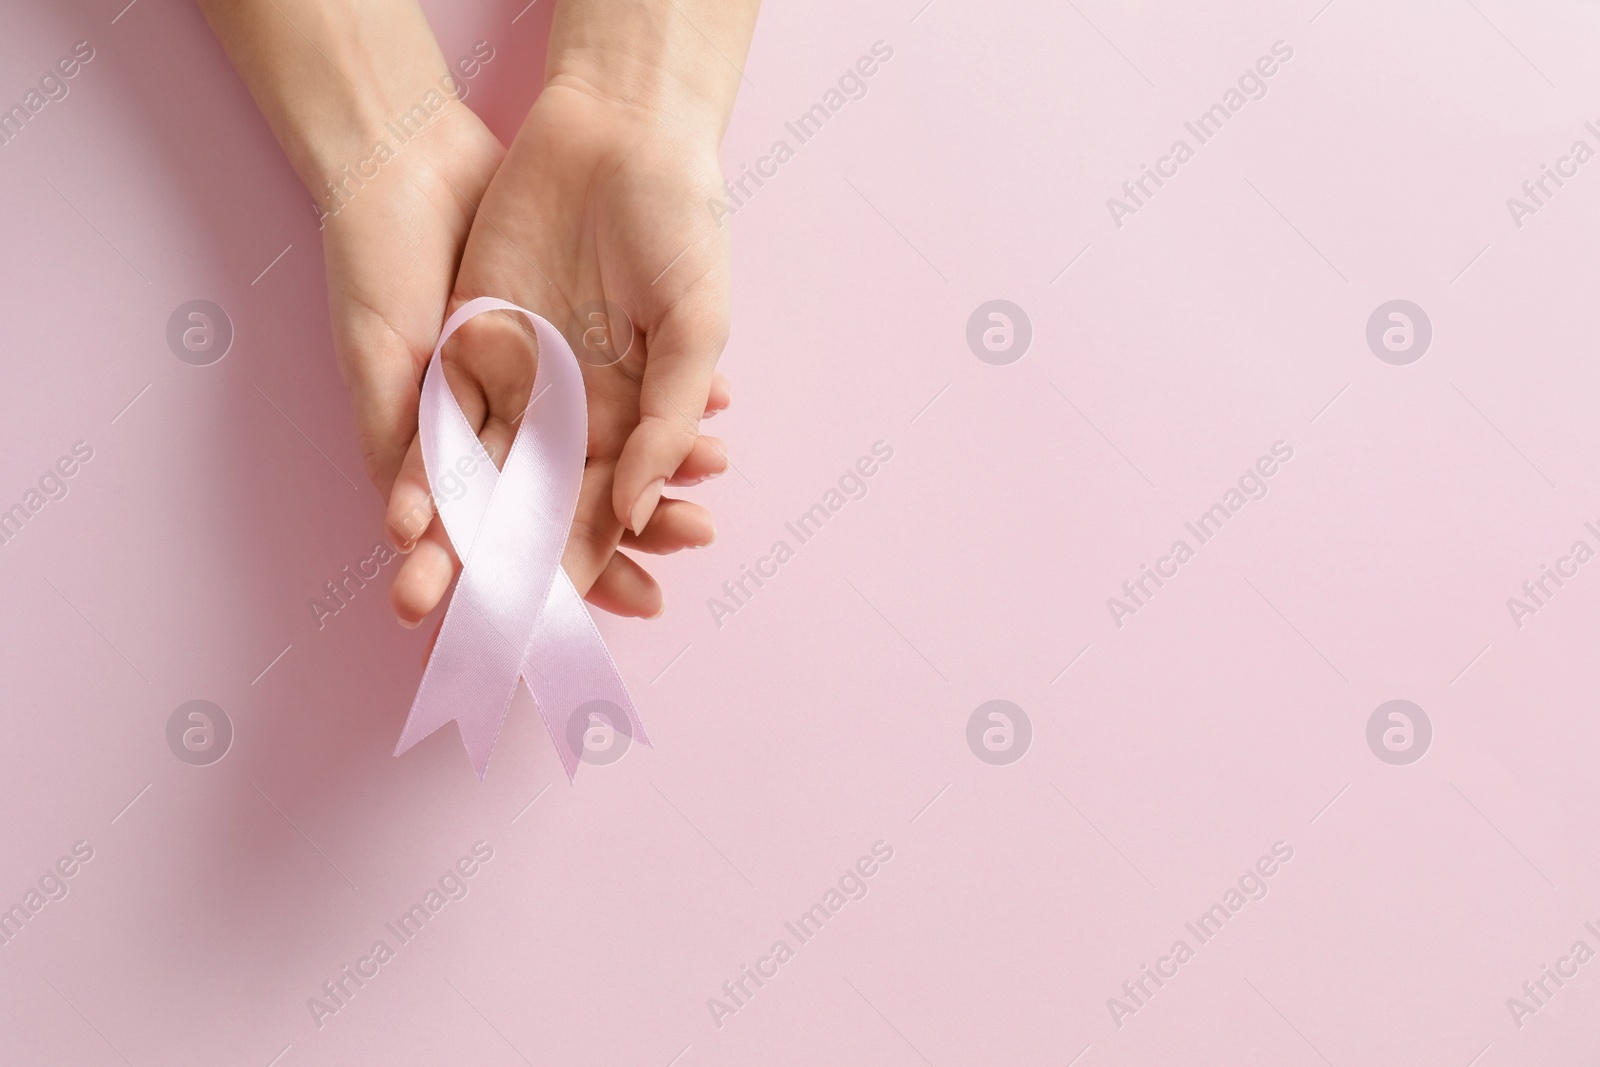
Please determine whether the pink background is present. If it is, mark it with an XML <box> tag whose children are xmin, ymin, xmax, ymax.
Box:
<box><xmin>4</xmin><ymin>0</ymin><xmax>1600</xmax><ymax>1062</ymax></box>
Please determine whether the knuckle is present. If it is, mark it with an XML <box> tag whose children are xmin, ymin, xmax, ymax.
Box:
<box><xmin>641</xmin><ymin>411</ymin><xmax>702</xmax><ymax>449</ymax></box>
<box><xmin>387</xmin><ymin>496</ymin><xmax>435</xmax><ymax>543</ymax></box>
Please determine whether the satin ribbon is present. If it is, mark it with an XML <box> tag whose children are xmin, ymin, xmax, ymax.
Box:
<box><xmin>393</xmin><ymin>297</ymin><xmax>647</xmax><ymax>780</ymax></box>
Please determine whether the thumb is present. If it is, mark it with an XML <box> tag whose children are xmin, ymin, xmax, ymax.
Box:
<box><xmin>614</xmin><ymin>303</ymin><xmax>728</xmax><ymax>533</ymax></box>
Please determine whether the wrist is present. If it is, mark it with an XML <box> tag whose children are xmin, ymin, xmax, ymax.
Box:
<box><xmin>298</xmin><ymin>73</ymin><xmax>480</xmax><ymax>207</ymax></box>
<box><xmin>544</xmin><ymin>1</ymin><xmax>757</xmax><ymax>145</ymax></box>
<box><xmin>199</xmin><ymin>0</ymin><xmax>463</xmax><ymax>194</ymax></box>
<box><xmin>285</xmin><ymin>38</ymin><xmax>468</xmax><ymax>195</ymax></box>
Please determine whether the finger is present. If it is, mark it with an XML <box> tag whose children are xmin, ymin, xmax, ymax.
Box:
<box><xmin>614</xmin><ymin>301</ymin><xmax>729</xmax><ymax>534</ymax></box>
<box><xmin>441</xmin><ymin>306</ymin><xmax>537</xmax><ymax>422</ymax></box>
<box><xmin>386</xmin><ymin>434</ymin><xmax>435</xmax><ymax>552</ymax></box>
<box><xmin>620</xmin><ymin>497</ymin><xmax>714</xmax><ymax>554</ymax></box>
<box><xmin>331</xmin><ymin>320</ymin><xmax>424</xmax><ymax>496</ymax></box>
<box><xmin>475</xmin><ymin>414</ymin><xmax>516</xmax><ymax>472</ymax></box>
<box><xmin>667</xmin><ymin>435</ymin><xmax>728</xmax><ymax>487</ymax></box>
<box><xmin>390</xmin><ymin>517</ymin><xmax>459</xmax><ymax>628</ymax></box>
<box><xmin>584</xmin><ymin>551</ymin><xmax>663</xmax><ymax>618</ymax></box>
<box><xmin>705</xmin><ymin>372</ymin><xmax>731</xmax><ymax>418</ymax></box>
<box><xmin>563</xmin><ymin>455</ymin><xmax>629</xmax><ymax>586</ymax></box>
<box><xmin>385</xmin><ymin>393</ymin><xmax>516</xmax><ymax>551</ymax></box>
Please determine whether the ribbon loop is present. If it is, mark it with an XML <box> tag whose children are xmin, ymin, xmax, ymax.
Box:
<box><xmin>393</xmin><ymin>297</ymin><xmax>647</xmax><ymax>780</ymax></box>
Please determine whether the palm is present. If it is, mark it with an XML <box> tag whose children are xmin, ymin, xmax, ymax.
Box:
<box><xmin>457</xmin><ymin>81</ymin><xmax>728</xmax><ymax>457</ymax></box>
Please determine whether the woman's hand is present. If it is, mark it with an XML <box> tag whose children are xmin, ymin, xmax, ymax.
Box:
<box><xmin>384</xmin><ymin>77</ymin><xmax>734</xmax><ymax>623</ymax></box>
<box><xmin>192</xmin><ymin>0</ymin><xmax>505</xmax><ymax>510</ymax></box>
<box><xmin>320</xmin><ymin>101</ymin><xmax>504</xmax><ymax>501</ymax></box>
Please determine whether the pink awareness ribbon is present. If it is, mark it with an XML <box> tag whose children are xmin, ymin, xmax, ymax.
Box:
<box><xmin>393</xmin><ymin>297</ymin><xmax>647</xmax><ymax>780</ymax></box>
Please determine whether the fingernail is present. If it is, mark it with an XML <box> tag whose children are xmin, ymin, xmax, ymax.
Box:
<box><xmin>398</xmin><ymin>614</ymin><xmax>421</xmax><ymax>630</ymax></box>
<box><xmin>646</xmin><ymin>602</ymin><xmax>665</xmax><ymax>620</ymax></box>
<box><xmin>629</xmin><ymin>478</ymin><xmax>665</xmax><ymax>535</ymax></box>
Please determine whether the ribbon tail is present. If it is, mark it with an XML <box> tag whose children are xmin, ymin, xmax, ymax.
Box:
<box><xmin>521</xmin><ymin>569</ymin><xmax>648</xmax><ymax>782</ymax></box>
<box><xmin>394</xmin><ymin>586</ymin><xmax>525</xmax><ymax>781</ymax></box>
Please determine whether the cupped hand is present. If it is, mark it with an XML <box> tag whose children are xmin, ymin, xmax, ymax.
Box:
<box><xmin>319</xmin><ymin>100</ymin><xmax>503</xmax><ymax>501</ymax></box>
<box><xmin>384</xmin><ymin>77</ymin><xmax>734</xmax><ymax>625</ymax></box>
